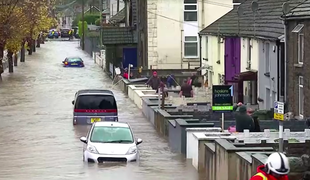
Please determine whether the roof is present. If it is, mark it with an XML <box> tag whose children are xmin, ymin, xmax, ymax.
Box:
<box><xmin>76</xmin><ymin>89</ymin><xmax>114</xmax><ymax>95</ymax></box>
<box><xmin>94</xmin><ymin>122</ymin><xmax>129</xmax><ymax>128</ymax></box>
<box><xmin>284</xmin><ymin>0</ymin><xmax>310</xmax><ymax>19</ymax></box>
<box><xmin>102</xmin><ymin>27</ymin><xmax>137</xmax><ymax>45</ymax></box>
<box><xmin>199</xmin><ymin>0</ymin><xmax>305</xmax><ymax>40</ymax></box>
<box><xmin>109</xmin><ymin>8</ymin><xmax>125</xmax><ymax>24</ymax></box>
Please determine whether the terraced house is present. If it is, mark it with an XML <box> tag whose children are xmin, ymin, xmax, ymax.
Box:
<box><xmin>284</xmin><ymin>1</ymin><xmax>310</xmax><ymax>118</ymax></box>
<box><xmin>136</xmin><ymin>0</ymin><xmax>234</xmax><ymax>69</ymax></box>
<box><xmin>199</xmin><ymin>0</ymin><xmax>303</xmax><ymax>110</ymax></box>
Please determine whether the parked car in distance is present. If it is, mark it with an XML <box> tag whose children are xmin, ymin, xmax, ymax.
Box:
<box><xmin>62</xmin><ymin>57</ymin><xmax>84</xmax><ymax>67</ymax></box>
<box><xmin>47</xmin><ymin>29</ymin><xmax>59</xmax><ymax>38</ymax></box>
<box><xmin>80</xmin><ymin>122</ymin><xmax>143</xmax><ymax>163</ymax></box>
<box><xmin>60</xmin><ymin>28</ymin><xmax>70</xmax><ymax>38</ymax></box>
<box><xmin>72</xmin><ymin>89</ymin><xmax>118</xmax><ymax>125</ymax></box>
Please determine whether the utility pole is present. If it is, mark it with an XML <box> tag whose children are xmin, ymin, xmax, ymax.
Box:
<box><xmin>81</xmin><ymin>0</ymin><xmax>85</xmax><ymax>50</ymax></box>
<box><xmin>117</xmin><ymin>0</ymin><xmax>119</xmax><ymax>12</ymax></box>
<box><xmin>99</xmin><ymin>0</ymin><xmax>103</xmax><ymax>47</ymax></box>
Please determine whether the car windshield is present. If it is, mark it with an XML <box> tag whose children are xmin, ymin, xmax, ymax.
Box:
<box><xmin>90</xmin><ymin>126</ymin><xmax>134</xmax><ymax>143</ymax></box>
<box><xmin>68</xmin><ymin>58</ymin><xmax>82</xmax><ymax>62</ymax></box>
<box><xmin>75</xmin><ymin>94</ymin><xmax>117</xmax><ymax>109</ymax></box>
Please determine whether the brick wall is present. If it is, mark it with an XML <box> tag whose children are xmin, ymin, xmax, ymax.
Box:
<box><xmin>286</xmin><ymin>19</ymin><xmax>310</xmax><ymax>117</ymax></box>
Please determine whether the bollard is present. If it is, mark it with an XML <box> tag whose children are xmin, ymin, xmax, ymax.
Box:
<box><xmin>264</xmin><ymin>129</ymin><xmax>271</xmax><ymax>138</ymax></box>
<box><xmin>284</xmin><ymin>129</ymin><xmax>290</xmax><ymax>140</ymax></box>
<box><xmin>244</xmin><ymin>129</ymin><xmax>250</xmax><ymax>138</ymax></box>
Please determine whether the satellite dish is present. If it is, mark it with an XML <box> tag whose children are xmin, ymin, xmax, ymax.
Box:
<box><xmin>282</xmin><ymin>2</ymin><xmax>290</xmax><ymax>14</ymax></box>
<box><xmin>237</xmin><ymin>6</ymin><xmax>244</xmax><ymax>16</ymax></box>
<box><xmin>251</xmin><ymin>1</ymin><xmax>259</xmax><ymax>12</ymax></box>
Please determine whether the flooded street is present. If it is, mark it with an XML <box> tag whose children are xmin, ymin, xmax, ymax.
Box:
<box><xmin>0</xmin><ymin>41</ymin><xmax>203</xmax><ymax>180</ymax></box>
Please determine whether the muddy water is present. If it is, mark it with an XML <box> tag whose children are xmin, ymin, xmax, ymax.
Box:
<box><xmin>0</xmin><ymin>41</ymin><xmax>204</xmax><ymax>180</ymax></box>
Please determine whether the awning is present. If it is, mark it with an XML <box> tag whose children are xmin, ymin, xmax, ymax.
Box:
<box><xmin>234</xmin><ymin>71</ymin><xmax>257</xmax><ymax>81</ymax></box>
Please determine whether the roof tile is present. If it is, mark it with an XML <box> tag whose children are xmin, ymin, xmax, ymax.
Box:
<box><xmin>102</xmin><ymin>27</ymin><xmax>137</xmax><ymax>45</ymax></box>
<box><xmin>199</xmin><ymin>0</ymin><xmax>304</xmax><ymax>40</ymax></box>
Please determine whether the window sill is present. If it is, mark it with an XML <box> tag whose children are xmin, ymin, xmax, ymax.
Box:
<box><xmin>264</xmin><ymin>72</ymin><xmax>270</xmax><ymax>77</ymax></box>
<box><xmin>183</xmin><ymin>56</ymin><xmax>199</xmax><ymax>59</ymax></box>
<box><xmin>294</xmin><ymin>63</ymin><xmax>303</xmax><ymax>68</ymax></box>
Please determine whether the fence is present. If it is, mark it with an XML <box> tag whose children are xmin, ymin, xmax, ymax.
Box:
<box><xmin>93</xmin><ymin>50</ymin><xmax>106</xmax><ymax>70</ymax></box>
<box><xmin>84</xmin><ymin>36</ymin><xmax>101</xmax><ymax>56</ymax></box>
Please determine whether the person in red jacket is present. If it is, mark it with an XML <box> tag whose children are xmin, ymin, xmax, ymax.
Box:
<box><xmin>123</xmin><ymin>68</ymin><xmax>129</xmax><ymax>79</ymax></box>
<box><xmin>250</xmin><ymin>152</ymin><xmax>290</xmax><ymax>180</ymax></box>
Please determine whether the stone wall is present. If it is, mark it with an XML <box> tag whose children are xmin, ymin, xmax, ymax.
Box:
<box><xmin>203</xmin><ymin>139</ymin><xmax>310</xmax><ymax>180</ymax></box>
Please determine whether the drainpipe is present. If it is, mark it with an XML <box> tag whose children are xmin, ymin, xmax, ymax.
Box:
<box><xmin>276</xmin><ymin>40</ymin><xmax>280</xmax><ymax>101</ymax></box>
<box><xmin>199</xmin><ymin>34</ymin><xmax>202</xmax><ymax>75</ymax></box>
<box><xmin>181</xmin><ymin>30</ymin><xmax>184</xmax><ymax>69</ymax></box>
<box><xmin>201</xmin><ymin>0</ymin><xmax>205</xmax><ymax>28</ymax></box>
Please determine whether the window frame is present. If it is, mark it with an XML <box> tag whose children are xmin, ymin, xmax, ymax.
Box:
<box><xmin>184</xmin><ymin>1</ymin><xmax>197</xmax><ymax>22</ymax></box>
<box><xmin>184</xmin><ymin>36</ymin><xmax>198</xmax><ymax>57</ymax></box>
<box><xmin>298</xmin><ymin>33</ymin><xmax>304</xmax><ymax>64</ymax></box>
<box><xmin>299</xmin><ymin>76</ymin><xmax>304</xmax><ymax>117</ymax></box>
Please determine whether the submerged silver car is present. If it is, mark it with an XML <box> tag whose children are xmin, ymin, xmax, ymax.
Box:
<box><xmin>80</xmin><ymin>122</ymin><xmax>143</xmax><ymax>163</ymax></box>
<box><xmin>72</xmin><ymin>89</ymin><xmax>118</xmax><ymax>125</ymax></box>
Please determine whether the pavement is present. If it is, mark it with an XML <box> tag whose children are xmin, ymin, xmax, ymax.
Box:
<box><xmin>0</xmin><ymin>41</ymin><xmax>204</xmax><ymax>180</ymax></box>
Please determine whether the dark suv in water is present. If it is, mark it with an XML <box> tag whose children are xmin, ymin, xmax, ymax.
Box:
<box><xmin>60</xmin><ymin>28</ymin><xmax>70</xmax><ymax>38</ymax></box>
<box><xmin>72</xmin><ymin>89</ymin><xmax>118</xmax><ymax>125</ymax></box>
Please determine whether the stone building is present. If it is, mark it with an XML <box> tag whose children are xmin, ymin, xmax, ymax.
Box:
<box><xmin>284</xmin><ymin>1</ymin><xmax>310</xmax><ymax>118</ymax></box>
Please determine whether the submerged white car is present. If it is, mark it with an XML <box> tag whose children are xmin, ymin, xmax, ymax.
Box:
<box><xmin>80</xmin><ymin>121</ymin><xmax>143</xmax><ymax>163</ymax></box>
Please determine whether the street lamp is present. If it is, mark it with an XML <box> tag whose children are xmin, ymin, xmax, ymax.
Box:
<box><xmin>128</xmin><ymin>64</ymin><xmax>133</xmax><ymax>80</ymax></box>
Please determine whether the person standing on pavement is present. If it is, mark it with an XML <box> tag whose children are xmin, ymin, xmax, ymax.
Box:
<box><xmin>190</xmin><ymin>72</ymin><xmax>197</xmax><ymax>86</ymax></box>
<box><xmin>147</xmin><ymin>71</ymin><xmax>161</xmax><ymax>93</ymax></box>
<box><xmin>250</xmin><ymin>152</ymin><xmax>290</xmax><ymax>180</ymax></box>
<box><xmin>235</xmin><ymin>105</ymin><xmax>255</xmax><ymax>132</ymax></box>
<box><xmin>179</xmin><ymin>79</ymin><xmax>193</xmax><ymax>97</ymax></box>
<box><xmin>68</xmin><ymin>29</ymin><xmax>73</xmax><ymax>40</ymax></box>
<box><xmin>166</xmin><ymin>74</ymin><xmax>175</xmax><ymax>88</ymax></box>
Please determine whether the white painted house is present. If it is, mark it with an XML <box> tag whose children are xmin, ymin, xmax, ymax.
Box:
<box><xmin>146</xmin><ymin>0</ymin><xmax>233</xmax><ymax>69</ymax></box>
<box><xmin>198</xmin><ymin>0</ymin><xmax>285</xmax><ymax>109</ymax></box>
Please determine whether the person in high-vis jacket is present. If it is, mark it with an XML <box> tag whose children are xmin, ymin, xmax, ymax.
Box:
<box><xmin>250</xmin><ymin>152</ymin><xmax>290</xmax><ymax>180</ymax></box>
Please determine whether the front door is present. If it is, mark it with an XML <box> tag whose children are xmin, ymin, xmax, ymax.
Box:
<box><xmin>123</xmin><ymin>48</ymin><xmax>138</xmax><ymax>68</ymax></box>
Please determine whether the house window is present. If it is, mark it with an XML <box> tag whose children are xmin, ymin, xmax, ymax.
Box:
<box><xmin>299</xmin><ymin>76</ymin><xmax>304</xmax><ymax>117</ymax></box>
<box><xmin>298</xmin><ymin>33</ymin><xmax>304</xmax><ymax>64</ymax></box>
<box><xmin>292</xmin><ymin>24</ymin><xmax>304</xmax><ymax>64</ymax></box>
<box><xmin>184</xmin><ymin>36</ymin><xmax>198</xmax><ymax>57</ymax></box>
<box><xmin>184</xmin><ymin>0</ymin><xmax>197</xmax><ymax>21</ymax></box>
<box><xmin>265</xmin><ymin>43</ymin><xmax>270</xmax><ymax>73</ymax></box>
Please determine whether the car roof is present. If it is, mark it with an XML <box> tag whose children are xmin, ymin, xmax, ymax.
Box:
<box><xmin>76</xmin><ymin>89</ymin><xmax>114</xmax><ymax>96</ymax></box>
<box><xmin>66</xmin><ymin>57</ymin><xmax>82</xmax><ymax>59</ymax></box>
<box><xmin>94</xmin><ymin>122</ymin><xmax>129</xmax><ymax>128</ymax></box>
